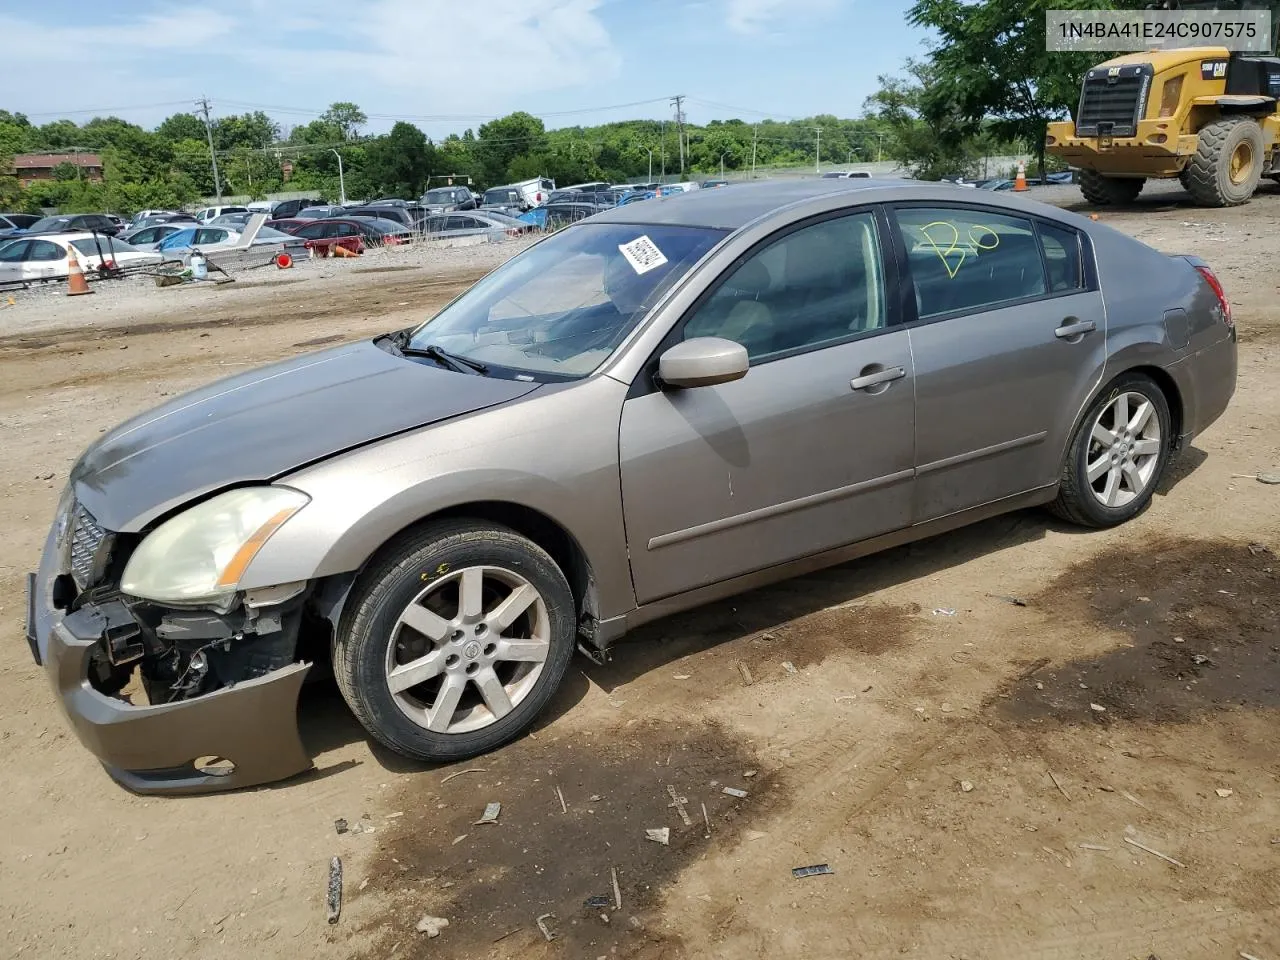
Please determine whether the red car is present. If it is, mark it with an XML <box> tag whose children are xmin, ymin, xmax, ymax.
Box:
<box><xmin>283</xmin><ymin>217</ymin><xmax>412</xmax><ymax>254</ymax></box>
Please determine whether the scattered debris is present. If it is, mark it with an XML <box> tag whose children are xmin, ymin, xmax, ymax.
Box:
<box><xmin>1216</xmin><ymin>788</ymin><xmax>1234</xmax><ymax>798</ymax></box>
<box><xmin>1240</xmin><ymin>953</ymin><xmax>1265</xmax><ymax>960</ymax></box>
<box><xmin>334</xmin><ymin>818</ymin><xmax>349</xmax><ymax>835</ymax></box>
<box><xmin>452</xmin><ymin>834</ymin><xmax>468</xmax><ymax>845</ymax></box>
<box><xmin>737</xmin><ymin>662</ymin><xmax>754</xmax><ymax>686</ymax></box>
<box><xmin>1255</xmin><ymin>472</ymin><xmax>1280</xmax><ymax>485</ymax></box>
<box><xmin>781</xmin><ymin>661</ymin><xmax>798</xmax><ymax>675</ymax></box>
<box><xmin>1079</xmin><ymin>844</ymin><xmax>1111</xmax><ymax>851</ymax></box>
<box><xmin>416</xmin><ymin>915</ymin><xmax>449</xmax><ymax>938</ymax></box>
<box><xmin>933</xmin><ymin>607</ymin><xmax>957</xmax><ymax>616</ymax></box>
<box><xmin>667</xmin><ymin>785</ymin><xmax>693</xmax><ymax>826</ymax></box>
<box><xmin>385</xmin><ymin>811</ymin><xmax>404</xmax><ymax>820</ymax></box>
<box><xmin>326</xmin><ymin>857</ymin><xmax>343</xmax><ymax>924</ymax></box>
<box><xmin>834</xmin><ymin>694</ymin><xmax>858</xmax><ymax>703</ymax></box>
<box><xmin>989</xmin><ymin>593</ymin><xmax>1028</xmax><ymax>607</ymax></box>
<box><xmin>1124</xmin><ymin>836</ymin><xmax>1185</xmax><ymax>867</ymax></box>
<box><xmin>940</xmin><ymin>701</ymin><xmax>954</xmax><ymax>713</ymax></box>
<box><xmin>589</xmin><ymin>794</ymin><xmax>603</xmax><ymax>803</ymax></box>
<box><xmin>611</xmin><ymin>866</ymin><xmax>622</xmax><ymax>910</ymax></box>
<box><xmin>535</xmin><ymin>913</ymin><xmax>558</xmax><ymax>942</ymax></box>
<box><xmin>701</xmin><ymin>802</ymin><xmax>711</xmax><ymax>839</ymax></box>
<box><xmin>1048</xmin><ymin>770</ymin><xmax>1072</xmax><ymax>801</ymax></box>
<box><xmin>1121</xmin><ymin>790</ymin><xmax>1148</xmax><ymax>810</ymax></box>
<box><xmin>746</xmin><ymin>830</ymin><xmax>768</xmax><ymax>842</ymax></box>
<box><xmin>673</xmin><ymin>674</ymin><xmax>691</xmax><ymax>680</ymax></box>
<box><xmin>359</xmin><ymin>878</ymin><xmax>369</xmax><ymax>891</ymax></box>
<box><xmin>1090</xmin><ymin>703</ymin><xmax>1107</xmax><ymax>713</ymax></box>
<box><xmin>1192</xmin><ymin>654</ymin><xmax>1215</xmax><ymax>666</ymax></box>
<box><xmin>960</xmin><ymin>780</ymin><xmax>975</xmax><ymax>793</ymax></box>
<box><xmin>556</xmin><ymin>786</ymin><xmax>568</xmax><ymax>814</ymax></box>
<box><xmin>792</xmin><ymin>864</ymin><xmax>834</xmax><ymax>879</ymax></box>
<box><xmin>1247</xmin><ymin>542</ymin><xmax>1272</xmax><ymax>556</ymax></box>
<box><xmin>645</xmin><ymin>828</ymin><xmax>670</xmax><ymax>845</ymax></box>
<box><xmin>493</xmin><ymin>927</ymin><xmax>521</xmax><ymax>944</ymax></box>
<box><xmin>743</xmin><ymin>769</ymin><xmax>758</xmax><ymax>778</ymax></box>
<box><xmin>475</xmin><ymin>802</ymin><xmax>501</xmax><ymax>825</ymax></box>
<box><xmin>441</xmin><ymin>767</ymin><xmax>486</xmax><ymax>785</ymax></box>
<box><xmin>584</xmin><ymin>895</ymin><xmax>611</xmax><ymax>909</ymax></box>
<box><xmin>722</xmin><ymin>787</ymin><xmax>749</xmax><ymax>799</ymax></box>
<box><xmin>1016</xmin><ymin>657</ymin><xmax>1052</xmax><ymax>681</ymax></box>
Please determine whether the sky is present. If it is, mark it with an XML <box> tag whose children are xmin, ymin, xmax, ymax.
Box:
<box><xmin>1</xmin><ymin>0</ymin><xmax>923</xmax><ymax>138</ymax></box>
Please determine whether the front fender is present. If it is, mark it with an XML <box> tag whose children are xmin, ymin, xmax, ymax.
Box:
<box><xmin>239</xmin><ymin>376</ymin><xmax>637</xmax><ymax>620</ymax></box>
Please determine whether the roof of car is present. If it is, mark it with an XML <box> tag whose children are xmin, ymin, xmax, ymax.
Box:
<box><xmin>588</xmin><ymin>178</ymin><xmax>1074</xmax><ymax>231</ymax></box>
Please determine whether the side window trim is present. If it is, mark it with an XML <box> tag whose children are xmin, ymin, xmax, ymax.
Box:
<box><xmin>887</xmin><ymin>201</ymin><xmax>1096</xmax><ymax>328</ymax></box>
<box><xmin>627</xmin><ymin>204</ymin><xmax>900</xmax><ymax>399</ymax></box>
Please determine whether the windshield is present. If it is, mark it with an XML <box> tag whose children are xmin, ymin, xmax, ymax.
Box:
<box><xmin>424</xmin><ymin>189</ymin><xmax>457</xmax><ymax>203</ymax></box>
<box><xmin>29</xmin><ymin>217</ymin><xmax>70</xmax><ymax>231</ymax></box>
<box><xmin>407</xmin><ymin>222</ymin><xmax>726</xmax><ymax>379</ymax></box>
<box><xmin>484</xmin><ymin>189</ymin><xmax>518</xmax><ymax>204</ymax></box>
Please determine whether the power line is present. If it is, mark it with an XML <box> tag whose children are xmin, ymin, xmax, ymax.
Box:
<box><xmin>17</xmin><ymin>100</ymin><xmax>198</xmax><ymax>119</ymax></box>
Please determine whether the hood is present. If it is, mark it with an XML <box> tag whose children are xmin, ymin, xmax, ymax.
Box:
<box><xmin>71</xmin><ymin>340</ymin><xmax>540</xmax><ymax>532</ymax></box>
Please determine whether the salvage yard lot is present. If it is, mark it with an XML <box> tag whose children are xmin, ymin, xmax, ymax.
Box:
<box><xmin>1</xmin><ymin>187</ymin><xmax>1278</xmax><ymax>960</ymax></box>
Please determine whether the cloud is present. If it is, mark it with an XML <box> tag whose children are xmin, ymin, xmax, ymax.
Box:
<box><xmin>724</xmin><ymin>0</ymin><xmax>841</xmax><ymax>35</ymax></box>
<box><xmin>1</xmin><ymin>0</ymin><xmax>621</xmax><ymax>130</ymax></box>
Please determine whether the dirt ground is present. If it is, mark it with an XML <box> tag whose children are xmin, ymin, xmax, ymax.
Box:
<box><xmin>1</xmin><ymin>188</ymin><xmax>1278</xmax><ymax>960</ymax></box>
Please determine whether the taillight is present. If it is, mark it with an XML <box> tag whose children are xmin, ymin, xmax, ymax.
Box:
<box><xmin>536</xmin><ymin>192</ymin><xmax>542</xmax><ymax>202</ymax></box>
<box><xmin>1195</xmin><ymin>265</ymin><xmax>1232</xmax><ymax>327</ymax></box>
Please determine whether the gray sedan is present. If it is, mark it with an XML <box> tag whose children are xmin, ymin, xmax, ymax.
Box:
<box><xmin>26</xmin><ymin>179</ymin><xmax>1236</xmax><ymax>794</ymax></box>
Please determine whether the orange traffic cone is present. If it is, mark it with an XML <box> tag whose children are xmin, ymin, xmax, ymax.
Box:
<box><xmin>333</xmin><ymin>243</ymin><xmax>358</xmax><ymax>258</ymax></box>
<box><xmin>66</xmin><ymin>247</ymin><xmax>94</xmax><ymax>296</ymax></box>
<box><xmin>1013</xmin><ymin>161</ymin><xmax>1028</xmax><ymax>192</ymax></box>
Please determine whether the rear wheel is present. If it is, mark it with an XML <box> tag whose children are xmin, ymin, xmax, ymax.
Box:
<box><xmin>334</xmin><ymin>520</ymin><xmax>577</xmax><ymax>763</ymax></box>
<box><xmin>1183</xmin><ymin>118</ymin><xmax>1263</xmax><ymax>206</ymax></box>
<box><xmin>1079</xmin><ymin>170</ymin><xmax>1145</xmax><ymax>205</ymax></box>
<box><xmin>1050</xmin><ymin>373</ymin><xmax>1172</xmax><ymax>528</ymax></box>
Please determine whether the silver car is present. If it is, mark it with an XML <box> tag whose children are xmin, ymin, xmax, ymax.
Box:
<box><xmin>26</xmin><ymin>180</ymin><xmax>1237</xmax><ymax>794</ymax></box>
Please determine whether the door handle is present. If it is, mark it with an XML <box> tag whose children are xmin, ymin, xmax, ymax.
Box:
<box><xmin>1054</xmin><ymin>318</ymin><xmax>1096</xmax><ymax>339</ymax></box>
<box><xmin>850</xmin><ymin>366</ymin><xmax>906</xmax><ymax>391</ymax></box>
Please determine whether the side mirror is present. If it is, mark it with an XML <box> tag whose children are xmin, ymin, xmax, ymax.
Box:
<box><xmin>658</xmin><ymin>337</ymin><xmax>749</xmax><ymax>389</ymax></box>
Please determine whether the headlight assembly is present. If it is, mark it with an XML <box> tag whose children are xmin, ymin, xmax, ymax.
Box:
<box><xmin>121</xmin><ymin>487</ymin><xmax>309</xmax><ymax>606</ymax></box>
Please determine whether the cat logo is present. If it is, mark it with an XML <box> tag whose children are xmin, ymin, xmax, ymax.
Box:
<box><xmin>1201</xmin><ymin>59</ymin><xmax>1229</xmax><ymax>80</ymax></box>
<box><xmin>1107</xmin><ymin>67</ymin><xmax>1121</xmax><ymax>77</ymax></box>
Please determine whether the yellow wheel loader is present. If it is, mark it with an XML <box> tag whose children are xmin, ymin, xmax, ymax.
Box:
<box><xmin>1046</xmin><ymin>10</ymin><xmax>1280</xmax><ymax>206</ymax></box>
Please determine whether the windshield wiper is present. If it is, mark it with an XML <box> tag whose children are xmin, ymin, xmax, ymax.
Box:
<box><xmin>401</xmin><ymin>342</ymin><xmax>489</xmax><ymax>375</ymax></box>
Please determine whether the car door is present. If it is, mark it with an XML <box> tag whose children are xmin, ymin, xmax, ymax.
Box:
<box><xmin>619</xmin><ymin>209</ymin><xmax>916</xmax><ymax>604</ymax></box>
<box><xmin>0</xmin><ymin>239</ymin><xmax>31</xmax><ymax>282</ymax></box>
<box><xmin>25</xmin><ymin>239</ymin><xmax>68</xmax><ymax>281</ymax></box>
<box><xmin>890</xmin><ymin>204</ymin><xmax>1107</xmax><ymax>521</ymax></box>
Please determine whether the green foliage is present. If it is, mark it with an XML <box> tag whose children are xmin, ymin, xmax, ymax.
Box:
<box><xmin>322</xmin><ymin>102</ymin><xmax>367</xmax><ymax>140</ymax></box>
<box><xmin>364</xmin><ymin>122</ymin><xmax>435</xmax><ymax>197</ymax></box>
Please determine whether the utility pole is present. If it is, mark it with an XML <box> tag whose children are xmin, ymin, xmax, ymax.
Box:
<box><xmin>660</xmin><ymin>119</ymin><xmax>666</xmax><ymax>180</ymax></box>
<box><xmin>813</xmin><ymin>126</ymin><xmax>822</xmax><ymax>175</ymax></box>
<box><xmin>751</xmin><ymin>124</ymin><xmax>758</xmax><ymax>178</ymax></box>
<box><xmin>670</xmin><ymin>95</ymin><xmax>686</xmax><ymax>178</ymax></box>
<box><xmin>646</xmin><ymin>147</ymin><xmax>654</xmax><ymax>182</ymax></box>
<box><xmin>197</xmin><ymin>96</ymin><xmax>222</xmax><ymax>202</ymax></box>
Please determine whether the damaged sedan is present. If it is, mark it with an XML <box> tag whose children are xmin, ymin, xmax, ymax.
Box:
<box><xmin>27</xmin><ymin>179</ymin><xmax>1236</xmax><ymax>794</ymax></box>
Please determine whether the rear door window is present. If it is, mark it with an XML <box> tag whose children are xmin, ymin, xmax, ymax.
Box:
<box><xmin>894</xmin><ymin>206</ymin><xmax>1048</xmax><ymax>319</ymax></box>
<box><xmin>0</xmin><ymin>240</ymin><xmax>31</xmax><ymax>261</ymax></box>
<box><xmin>1038</xmin><ymin>221</ymin><xmax>1085</xmax><ymax>292</ymax></box>
<box><xmin>28</xmin><ymin>240</ymin><xmax>66</xmax><ymax>261</ymax></box>
<box><xmin>295</xmin><ymin>223</ymin><xmax>327</xmax><ymax>239</ymax></box>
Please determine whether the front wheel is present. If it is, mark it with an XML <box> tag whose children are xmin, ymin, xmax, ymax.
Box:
<box><xmin>1078</xmin><ymin>170</ymin><xmax>1145</xmax><ymax>205</ymax></box>
<box><xmin>334</xmin><ymin>520</ymin><xmax>577</xmax><ymax>763</ymax></box>
<box><xmin>1050</xmin><ymin>374</ymin><xmax>1172</xmax><ymax>528</ymax></box>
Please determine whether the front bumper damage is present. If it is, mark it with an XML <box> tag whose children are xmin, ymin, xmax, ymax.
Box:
<box><xmin>27</xmin><ymin>528</ymin><xmax>315</xmax><ymax>796</ymax></box>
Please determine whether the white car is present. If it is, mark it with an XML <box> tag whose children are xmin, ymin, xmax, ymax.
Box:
<box><xmin>0</xmin><ymin>233</ymin><xmax>161</xmax><ymax>283</ymax></box>
<box><xmin>193</xmin><ymin>205</ymin><xmax>250</xmax><ymax>224</ymax></box>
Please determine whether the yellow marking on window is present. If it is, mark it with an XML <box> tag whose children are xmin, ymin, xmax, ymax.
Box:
<box><xmin>917</xmin><ymin>221</ymin><xmax>1001</xmax><ymax>279</ymax></box>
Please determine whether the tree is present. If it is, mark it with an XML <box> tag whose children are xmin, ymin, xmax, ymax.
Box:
<box><xmin>156</xmin><ymin>112</ymin><xmax>207</xmax><ymax>143</ymax></box>
<box><xmin>364</xmin><ymin>122</ymin><xmax>434</xmax><ymax>197</ymax></box>
<box><xmin>906</xmin><ymin>0</ymin><xmax>1130</xmax><ymax>178</ymax></box>
<box><xmin>214</xmin><ymin>111</ymin><xmax>280</xmax><ymax>151</ymax></box>
<box><xmin>475</xmin><ymin>112</ymin><xmax>546</xmax><ymax>186</ymax></box>
<box><xmin>321</xmin><ymin>102</ymin><xmax>367</xmax><ymax>141</ymax></box>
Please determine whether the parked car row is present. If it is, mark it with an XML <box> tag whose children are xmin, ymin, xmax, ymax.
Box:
<box><xmin>0</xmin><ymin>233</ymin><xmax>160</xmax><ymax>284</ymax></box>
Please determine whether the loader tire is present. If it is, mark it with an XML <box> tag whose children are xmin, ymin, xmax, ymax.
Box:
<box><xmin>1078</xmin><ymin>170</ymin><xmax>1144</xmax><ymax>205</ymax></box>
<box><xmin>1183</xmin><ymin>118</ymin><xmax>1263</xmax><ymax>207</ymax></box>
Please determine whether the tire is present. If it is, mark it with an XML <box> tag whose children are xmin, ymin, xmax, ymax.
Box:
<box><xmin>1049</xmin><ymin>373</ymin><xmax>1173</xmax><ymax>528</ymax></box>
<box><xmin>1183</xmin><ymin>118</ymin><xmax>1264</xmax><ymax>207</ymax></box>
<box><xmin>1078</xmin><ymin>170</ymin><xmax>1145</xmax><ymax>205</ymax></box>
<box><xmin>334</xmin><ymin>519</ymin><xmax>576</xmax><ymax>763</ymax></box>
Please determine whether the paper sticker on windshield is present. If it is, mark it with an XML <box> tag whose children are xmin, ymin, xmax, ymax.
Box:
<box><xmin>618</xmin><ymin>235</ymin><xmax>668</xmax><ymax>275</ymax></box>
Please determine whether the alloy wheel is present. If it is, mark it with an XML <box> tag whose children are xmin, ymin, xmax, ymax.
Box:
<box><xmin>1086</xmin><ymin>391</ymin><xmax>1162</xmax><ymax>508</ymax></box>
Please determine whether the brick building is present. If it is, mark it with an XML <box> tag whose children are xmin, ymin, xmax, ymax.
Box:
<box><xmin>9</xmin><ymin>152</ymin><xmax>104</xmax><ymax>188</ymax></box>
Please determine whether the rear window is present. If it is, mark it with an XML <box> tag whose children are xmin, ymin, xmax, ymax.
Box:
<box><xmin>896</xmin><ymin>206</ymin><xmax>1048</xmax><ymax>318</ymax></box>
<box><xmin>1039</xmin><ymin>221</ymin><xmax>1085</xmax><ymax>292</ymax></box>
